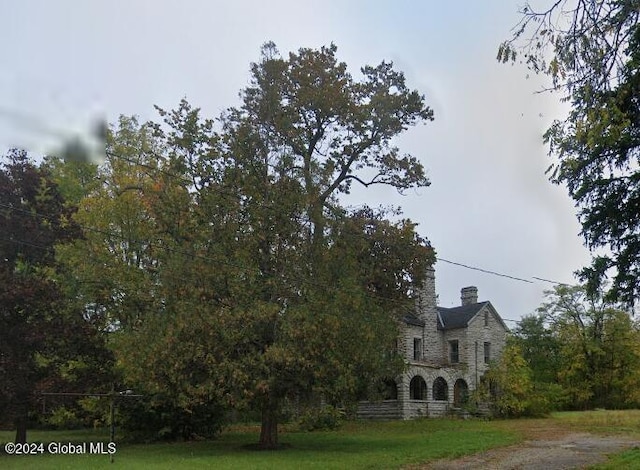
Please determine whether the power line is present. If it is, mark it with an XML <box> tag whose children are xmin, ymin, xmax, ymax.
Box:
<box><xmin>0</xmin><ymin>197</ymin><xmax>574</xmax><ymax>293</ymax></box>
<box><xmin>103</xmin><ymin>149</ymin><xmax>574</xmax><ymax>289</ymax></box>
<box><xmin>0</xmin><ymin>107</ymin><xmax>576</xmax><ymax>289</ymax></box>
<box><xmin>0</xmin><ymin>236</ymin><xmax>535</xmax><ymax>329</ymax></box>
<box><xmin>101</xmin><ymin>149</ymin><xmax>573</xmax><ymax>288</ymax></box>
<box><xmin>532</xmin><ymin>276</ymin><xmax>571</xmax><ymax>286</ymax></box>
<box><xmin>437</xmin><ymin>257</ymin><xmax>534</xmax><ymax>284</ymax></box>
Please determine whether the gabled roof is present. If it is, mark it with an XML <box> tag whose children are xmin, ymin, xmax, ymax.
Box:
<box><xmin>401</xmin><ymin>299</ymin><xmax>509</xmax><ymax>331</ymax></box>
<box><xmin>437</xmin><ymin>301</ymin><xmax>490</xmax><ymax>330</ymax></box>
<box><xmin>402</xmin><ymin>312</ymin><xmax>425</xmax><ymax>327</ymax></box>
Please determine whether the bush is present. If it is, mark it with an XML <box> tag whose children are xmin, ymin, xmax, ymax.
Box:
<box><xmin>45</xmin><ymin>406</ymin><xmax>84</xmax><ymax>429</ymax></box>
<box><xmin>297</xmin><ymin>405</ymin><xmax>345</xmax><ymax>431</ymax></box>
<box><xmin>116</xmin><ymin>392</ymin><xmax>226</xmax><ymax>442</ymax></box>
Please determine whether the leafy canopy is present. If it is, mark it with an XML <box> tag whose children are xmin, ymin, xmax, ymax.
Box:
<box><xmin>62</xmin><ymin>43</ymin><xmax>435</xmax><ymax>448</ymax></box>
<box><xmin>499</xmin><ymin>1</ymin><xmax>640</xmax><ymax>306</ymax></box>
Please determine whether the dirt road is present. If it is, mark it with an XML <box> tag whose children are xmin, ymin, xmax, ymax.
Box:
<box><xmin>425</xmin><ymin>432</ymin><xmax>638</xmax><ymax>469</ymax></box>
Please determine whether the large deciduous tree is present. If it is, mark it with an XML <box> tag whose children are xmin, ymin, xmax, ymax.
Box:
<box><xmin>499</xmin><ymin>1</ymin><xmax>640</xmax><ymax>306</ymax></box>
<box><xmin>513</xmin><ymin>313</ymin><xmax>561</xmax><ymax>385</ymax></box>
<box><xmin>0</xmin><ymin>150</ymin><xmax>111</xmax><ymax>443</ymax></box>
<box><xmin>66</xmin><ymin>43</ymin><xmax>434</xmax><ymax>448</ymax></box>
<box><xmin>236</xmin><ymin>42</ymin><xmax>433</xmax><ymax>251</ymax></box>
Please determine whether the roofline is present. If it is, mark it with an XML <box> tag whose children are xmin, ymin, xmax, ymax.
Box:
<box><xmin>483</xmin><ymin>301</ymin><xmax>509</xmax><ymax>331</ymax></box>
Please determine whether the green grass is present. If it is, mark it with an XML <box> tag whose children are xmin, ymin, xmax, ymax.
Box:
<box><xmin>552</xmin><ymin>410</ymin><xmax>640</xmax><ymax>437</ymax></box>
<box><xmin>0</xmin><ymin>419</ymin><xmax>517</xmax><ymax>469</ymax></box>
<box><xmin>4</xmin><ymin>412</ymin><xmax>640</xmax><ymax>470</ymax></box>
<box><xmin>591</xmin><ymin>448</ymin><xmax>640</xmax><ymax>470</ymax></box>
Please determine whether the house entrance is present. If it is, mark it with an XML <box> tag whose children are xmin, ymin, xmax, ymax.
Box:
<box><xmin>453</xmin><ymin>379</ymin><xmax>469</xmax><ymax>406</ymax></box>
<box><xmin>433</xmin><ymin>377</ymin><xmax>448</xmax><ymax>401</ymax></box>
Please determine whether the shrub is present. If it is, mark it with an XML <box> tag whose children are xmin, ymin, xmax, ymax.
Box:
<box><xmin>116</xmin><ymin>392</ymin><xmax>226</xmax><ymax>442</ymax></box>
<box><xmin>297</xmin><ymin>405</ymin><xmax>345</xmax><ymax>431</ymax></box>
<box><xmin>45</xmin><ymin>406</ymin><xmax>84</xmax><ymax>429</ymax></box>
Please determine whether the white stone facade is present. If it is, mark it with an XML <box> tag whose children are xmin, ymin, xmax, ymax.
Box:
<box><xmin>358</xmin><ymin>266</ymin><xmax>508</xmax><ymax>420</ymax></box>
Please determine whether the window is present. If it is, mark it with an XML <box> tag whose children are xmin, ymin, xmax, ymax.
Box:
<box><xmin>413</xmin><ymin>338</ymin><xmax>422</xmax><ymax>361</ymax></box>
<box><xmin>449</xmin><ymin>340</ymin><xmax>459</xmax><ymax>363</ymax></box>
<box><xmin>484</xmin><ymin>312</ymin><xmax>489</xmax><ymax>327</ymax></box>
<box><xmin>484</xmin><ymin>342</ymin><xmax>491</xmax><ymax>364</ymax></box>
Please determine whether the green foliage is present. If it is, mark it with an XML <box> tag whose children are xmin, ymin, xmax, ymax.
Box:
<box><xmin>116</xmin><ymin>391</ymin><xmax>225</xmax><ymax>442</ymax></box>
<box><xmin>538</xmin><ymin>285</ymin><xmax>640</xmax><ymax>409</ymax></box>
<box><xmin>514</xmin><ymin>285</ymin><xmax>640</xmax><ymax>411</ymax></box>
<box><xmin>58</xmin><ymin>43</ymin><xmax>434</xmax><ymax>449</ymax></box>
<box><xmin>0</xmin><ymin>150</ymin><xmax>113</xmax><ymax>443</ymax></box>
<box><xmin>501</xmin><ymin>2</ymin><xmax>640</xmax><ymax>306</ymax></box>
<box><xmin>476</xmin><ymin>341</ymin><xmax>540</xmax><ymax>418</ymax></box>
<box><xmin>45</xmin><ymin>407</ymin><xmax>84</xmax><ymax>429</ymax></box>
<box><xmin>513</xmin><ymin>313</ymin><xmax>561</xmax><ymax>384</ymax></box>
<box><xmin>297</xmin><ymin>406</ymin><xmax>345</xmax><ymax>432</ymax></box>
<box><xmin>42</xmin><ymin>156</ymin><xmax>99</xmax><ymax>206</ymax></box>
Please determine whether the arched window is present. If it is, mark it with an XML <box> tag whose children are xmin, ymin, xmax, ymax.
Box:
<box><xmin>409</xmin><ymin>376</ymin><xmax>427</xmax><ymax>400</ymax></box>
<box><xmin>433</xmin><ymin>377</ymin><xmax>448</xmax><ymax>401</ymax></box>
<box><xmin>454</xmin><ymin>379</ymin><xmax>469</xmax><ymax>406</ymax></box>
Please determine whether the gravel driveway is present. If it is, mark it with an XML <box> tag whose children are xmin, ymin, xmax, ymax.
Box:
<box><xmin>423</xmin><ymin>432</ymin><xmax>638</xmax><ymax>469</ymax></box>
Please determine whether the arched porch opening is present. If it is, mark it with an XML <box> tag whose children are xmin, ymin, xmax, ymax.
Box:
<box><xmin>409</xmin><ymin>376</ymin><xmax>427</xmax><ymax>400</ymax></box>
<box><xmin>433</xmin><ymin>377</ymin><xmax>448</xmax><ymax>401</ymax></box>
<box><xmin>453</xmin><ymin>379</ymin><xmax>469</xmax><ymax>406</ymax></box>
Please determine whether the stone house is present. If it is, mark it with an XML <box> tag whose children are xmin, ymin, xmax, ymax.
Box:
<box><xmin>358</xmin><ymin>266</ymin><xmax>509</xmax><ymax>419</ymax></box>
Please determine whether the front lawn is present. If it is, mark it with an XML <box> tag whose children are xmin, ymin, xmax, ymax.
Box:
<box><xmin>5</xmin><ymin>411</ymin><xmax>639</xmax><ymax>470</ymax></box>
<box><xmin>0</xmin><ymin>419</ymin><xmax>517</xmax><ymax>469</ymax></box>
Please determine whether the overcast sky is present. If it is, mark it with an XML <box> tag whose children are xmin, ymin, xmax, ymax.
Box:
<box><xmin>0</xmin><ymin>0</ymin><xmax>592</xmax><ymax>323</ymax></box>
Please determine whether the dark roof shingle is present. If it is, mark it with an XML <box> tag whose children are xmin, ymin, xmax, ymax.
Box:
<box><xmin>403</xmin><ymin>312</ymin><xmax>425</xmax><ymax>327</ymax></box>
<box><xmin>437</xmin><ymin>302</ymin><xmax>489</xmax><ymax>330</ymax></box>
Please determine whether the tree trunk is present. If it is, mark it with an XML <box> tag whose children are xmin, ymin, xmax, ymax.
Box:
<box><xmin>258</xmin><ymin>397</ymin><xmax>279</xmax><ymax>449</ymax></box>
<box><xmin>14</xmin><ymin>401</ymin><xmax>27</xmax><ymax>444</ymax></box>
<box><xmin>307</xmin><ymin>200</ymin><xmax>326</xmax><ymax>270</ymax></box>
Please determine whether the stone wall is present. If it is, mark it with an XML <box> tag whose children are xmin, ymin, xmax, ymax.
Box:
<box><xmin>357</xmin><ymin>399</ymin><xmax>450</xmax><ymax>419</ymax></box>
<box><xmin>464</xmin><ymin>305</ymin><xmax>507</xmax><ymax>387</ymax></box>
<box><xmin>402</xmin><ymin>324</ymin><xmax>424</xmax><ymax>361</ymax></box>
<box><xmin>442</xmin><ymin>328</ymin><xmax>468</xmax><ymax>365</ymax></box>
<box><xmin>356</xmin><ymin>400</ymin><xmax>401</xmax><ymax>420</ymax></box>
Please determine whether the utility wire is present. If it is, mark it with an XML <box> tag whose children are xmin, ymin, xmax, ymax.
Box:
<box><xmin>0</xmin><ymin>107</ymin><xmax>575</xmax><ymax>289</ymax></box>
<box><xmin>0</xmin><ymin>236</ymin><xmax>533</xmax><ymax>326</ymax></box>
<box><xmin>0</xmin><ymin>204</ymin><xmax>559</xmax><ymax>329</ymax></box>
<box><xmin>101</xmin><ymin>150</ymin><xmax>574</xmax><ymax>288</ymax></box>
<box><xmin>532</xmin><ymin>276</ymin><xmax>571</xmax><ymax>286</ymax></box>
<box><xmin>437</xmin><ymin>257</ymin><xmax>534</xmax><ymax>284</ymax></box>
<box><xmin>1</xmin><ymin>235</ymin><xmax>531</xmax><ymax>327</ymax></box>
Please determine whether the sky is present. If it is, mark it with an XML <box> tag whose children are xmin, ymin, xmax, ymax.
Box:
<box><xmin>0</xmin><ymin>0</ymin><xmax>592</xmax><ymax>324</ymax></box>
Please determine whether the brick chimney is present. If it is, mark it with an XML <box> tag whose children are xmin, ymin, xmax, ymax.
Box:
<box><xmin>461</xmin><ymin>286</ymin><xmax>478</xmax><ymax>306</ymax></box>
